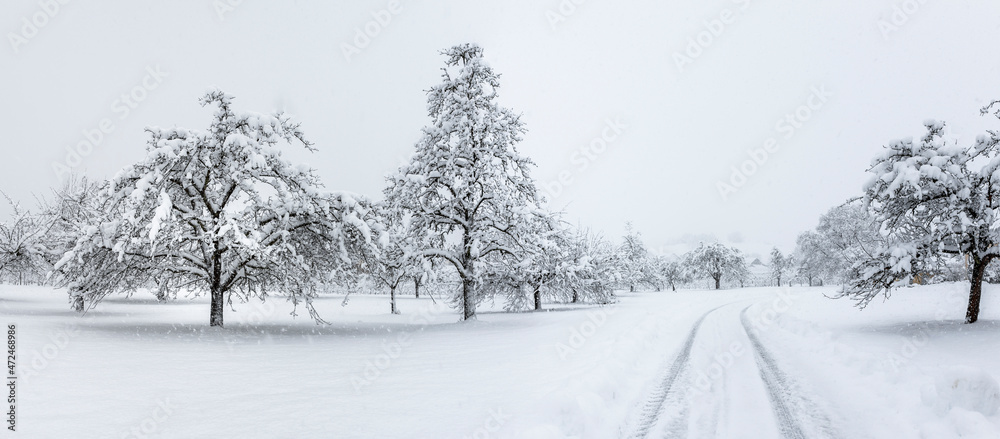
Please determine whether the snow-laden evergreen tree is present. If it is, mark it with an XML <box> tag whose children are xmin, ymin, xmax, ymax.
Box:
<box><xmin>53</xmin><ymin>90</ymin><xmax>378</xmax><ymax>327</ymax></box>
<box><xmin>384</xmin><ymin>43</ymin><xmax>543</xmax><ymax>320</ymax></box>
<box><xmin>841</xmin><ymin>109</ymin><xmax>1000</xmax><ymax>323</ymax></box>
<box><xmin>769</xmin><ymin>248</ymin><xmax>793</xmax><ymax>287</ymax></box>
<box><xmin>684</xmin><ymin>242</ymin><xmax>745</xmax><ymax>290</ymax></box>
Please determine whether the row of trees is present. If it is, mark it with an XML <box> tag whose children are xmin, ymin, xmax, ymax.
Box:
<box><xmin>0</xmin><ymin>44</ymin><xmax>679</xmax><ymax>326</ymax></box>
<box><xmin>0</xmin><ymin>43</ymin><xmax>835</xmax><ymax>327</ymax></box>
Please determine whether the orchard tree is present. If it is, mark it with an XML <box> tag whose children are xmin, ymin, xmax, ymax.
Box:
<box><xmin>685</xmin><ymin>242</ymin><xmax>745</xmax><ymax>290</ymax></box>
<box><xmin>385</xmin><ymin>43</ymin><xmax>544</xmax><ymax>320</ymax></box>
<box><xmin>467</xmin><ymin>210</ymin><xmax>565</xmax><ymax>312</ymax></box>
<box><xmin>457</xmin><ymin>211</ymin><xmax>557</xmax><ymax>312</ymax></box>
<box><xmin>365</xmin><ymin>203</ymin><xmax>425</xmax><ymax>315</ymax></box>
<box><xmin>40</xmin><ymin>177</ymin><xmax>106</xmax><ymax>285</ymax></box>
<box><xmin>517</xmin><ymin>213</ymin><xmax>572</xmax><ymax>311</ymax></box>
<box><xmin>769</xmin><ymin>248</ymin><xmax>793</xmax><ymax>287</ymax></box>
<box><xmin>841</xmin><ymin>111</ymin><xmax>1000</xmax><ymax>323</ymax></box>
<box><xmin>728</xmin><ymin>250</ymin><xmax>751</xmax><ymax>288</ymax></box>
<box><xmin>0</xmin><ymin>195</ymin><xmax>56</xmax><ymax>285</ymax></box>
<box><xmin>618</xmin><ymin>222</ymin><xmax>652</xmax><ymax>292</ymax></box>
<box><xmin>815</xmin><ymin>201</ymin><xmax>883</xmax><ymax>282</ymax></box>
<box><xmin>655</xmin><ymin>256</ymin><xmax>688</xmax><ymax>291</ymax></box>
<box><xmin>793</xmin><ymin>201</ymin><xmax>883</xmax><ymax>286</ymax></box>
<box><xmin>54</xmin><ymin>90</ymin><xmax>377</xmax><ymax>327</ymax></box>
<box><xmin>794</xmin><ymin>231</ymin><xmax>827</xmax><ymax>286</ymax></box>
<box><xmin>563</xmin><ymin>227</ymin><xmax>618</xmax><ymax>304</ymax></box>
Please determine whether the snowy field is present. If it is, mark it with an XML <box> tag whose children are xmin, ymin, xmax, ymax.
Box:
<box><xmin>2</xmin><ymin>284</ymin><xmax>999</xmax><ymax>439</ymax></box>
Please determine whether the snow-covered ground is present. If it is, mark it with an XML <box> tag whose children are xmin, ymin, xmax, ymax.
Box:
<box><xmin>1</xmin><ymin>283</ymin><xmax>998</xmax><ymax>438</ymax></box>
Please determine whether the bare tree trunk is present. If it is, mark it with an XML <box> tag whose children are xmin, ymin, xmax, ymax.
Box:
<box><xmin>967</xmin><ymin>256</ymin><xmax>991</xmax><ymax>324</ymax></box>
<box><xmin>414</xmin><ymin>276</ymin><xmax>421</xmax><ymax>299</ymax></box>
<box><xmin>533</xmin><ymin>286</ymin><xmax>542</xmax><ymax>311</ymax></box>
<box><xmin>156</xmin><ymin>281</ymin><xmax>169</xmax><ymax>302</ymax></box>
<box><xmin>714</xmin><ymin>276</ymin><xmax>721</xmax><ymax>290</ymax></box>
<box><xmin>210</xmin><ymin>283</ymin><xmax>224</xmax><ymax>327</ymax></box>
<box><xmin>571</xmin><ymin>289</ymin><xmax>579</xmax><ymax>303</ymax></box>
<box><xmin>461</xmin><ymin>234</ymin><xmax>476</xmax><ymax>320</ymax></box>
<box><xmin>210</xmin><ymin>243</ymin><xmax>224</xmax><ymax>327</ymax></box>
<box><xmin>462</xmin><ymin>277</ymin><xmax>476</xmax><ymax>320</ymax></box>
<box><xmin>390</xmin><ymin>285</ymin><xmax>399</xmax><ymax>315</ymax></box>
<box><xmin>71</xmin><ymin>294</ymin><xmax>84</xmax><ymax>313</ymax></box>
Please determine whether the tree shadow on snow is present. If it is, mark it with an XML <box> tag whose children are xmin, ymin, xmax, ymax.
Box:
<box><xmin>850</xmin><ymin>319</ymin><xmax>1000</xmax><ymax>338</ymax></box>
<box><xmin>77</xmin><ymin>319</ymin><xmax>449</xmax><ymax>343</ymax></box>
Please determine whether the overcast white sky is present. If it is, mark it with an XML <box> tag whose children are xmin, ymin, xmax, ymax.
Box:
<box><xmin>3</xmin><ymin>0</ymin><xmax>999</xmax><ymax>260</ymax></box>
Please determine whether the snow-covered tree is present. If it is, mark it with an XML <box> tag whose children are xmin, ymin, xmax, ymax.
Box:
<box><xmin>617</xmin><ymin>222</ymin><xmax>653</xmax><ymax>292</ymax></box>
<box><xmin>505</xmin><ymin>212</ymin><xmax>571</xmax><ymax>311</ymax></box>
<box><xmin>792</xmin><ymin>200</ymin><xmax>884</xmax><ymax>287</ymax></box>
<box><xmin>0</xmin><ymin>194</ymin><xmax>56</xmax><ymax>285</ymax></box>
<box><xmin>384</xmin><ymin>43</ymin><xmax>543</xmax><ymax>320</ymax></box>
<box><xmin>728</xmin><ymin>250</ymin><xmax>750</xmax><ymax>288</ymax></box>
<box><xmin>841</xmin><ymin>111</ymin><xmax>1000</xmax><ymax>323</ymax></box>
<box><xmin>769</xmin><ymin>248</ymin><xmax>793</xmax><ymax>287</ymax></box>
<box><xmin>364</xmin><ymin>204</ymin><xmax>424</xmax><ymax>315</ymax></box>
<box><xmin>685</xmin><ymin>242</ymin><xmax>745</xmax><ymax>290</ymax></box>
<box><xmin>793</xmin><ymin>231</ymin><xmax>827</xmax><ymax>286</ymax></box>
<box><xmin>563</xmin><ymin>227</ymin><xmax>618</xmax><ymax>304</ymax></box>
<box><xmin>654</xmin><ymin>256</ymin><xmax>688</xmax><ymax>291</ymax></box>
<box><xmin>815</xmin><ymin>201</ymin><xmax>883</xmax><ymax>282</ymax></box>
<box><xmin>53</xmin><ymin>90</ymin><xmax>377</xmax><ymax>327</ymax></box>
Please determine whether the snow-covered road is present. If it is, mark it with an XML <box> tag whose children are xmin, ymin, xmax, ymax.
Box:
<box><xmin>627</xmin><ymin>299</ymin><xmax>841</xmax><ymax>439</ymax></box>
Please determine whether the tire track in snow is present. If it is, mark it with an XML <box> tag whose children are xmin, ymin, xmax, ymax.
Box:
<box><xmin>740</xmin><ymin>305</ymin><xmax>838</xmax><ymax>439</ymax></box>
<box><xmin>627</xmin><ymin>304</ymin><xmax>725</xmax><ymax>439</ymax></box>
